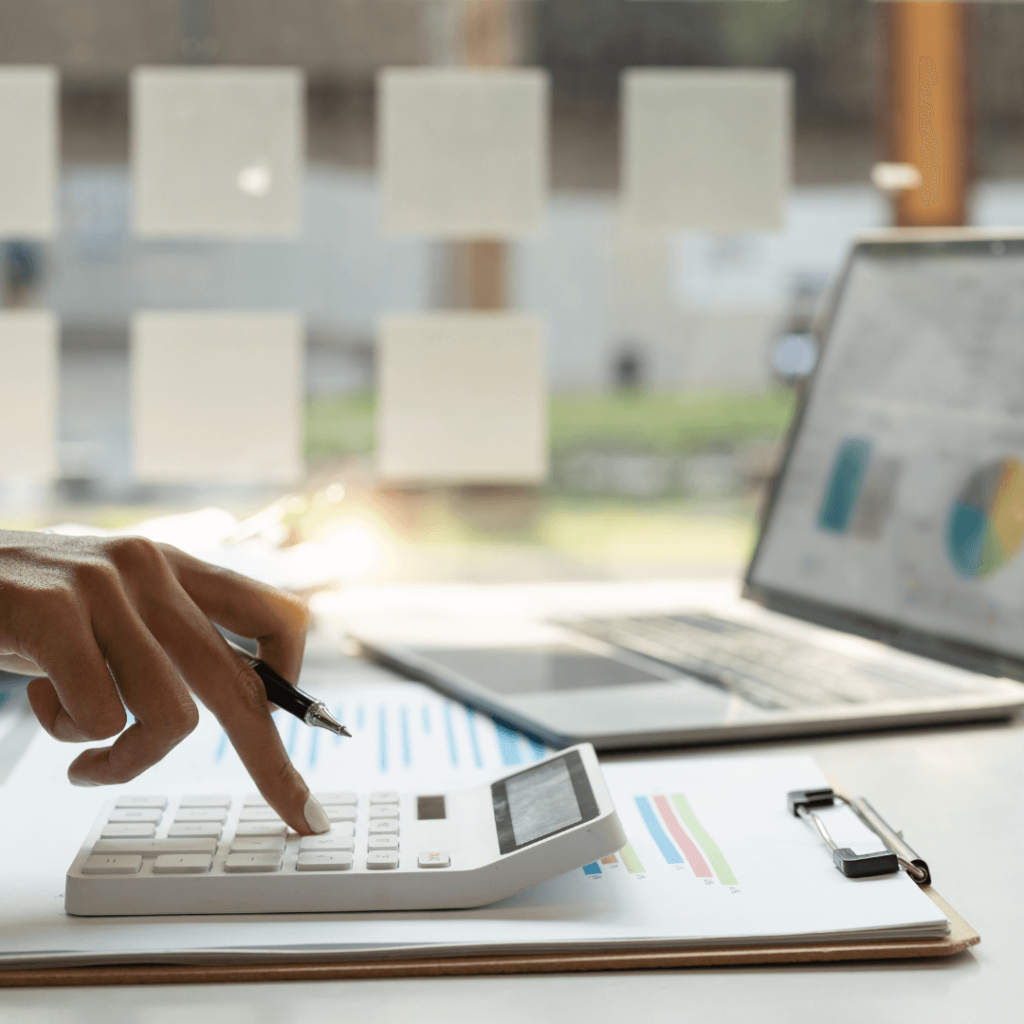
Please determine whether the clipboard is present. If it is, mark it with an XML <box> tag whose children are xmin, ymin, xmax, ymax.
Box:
<box><xmin>0</xmin><ymin>762</ymin><xmax>980</xmax><ymax>988</ymax></box>
<box><xmin>0</xmin><ymin>887</ymin><xmax>977</xmax><ymax>989</ymax></box>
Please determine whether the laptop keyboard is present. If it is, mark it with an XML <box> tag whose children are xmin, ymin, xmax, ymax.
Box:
<box><xmin>571</xmin><ymin>613</ymin><xmax>968</xmax><ymax>709</ymax></box>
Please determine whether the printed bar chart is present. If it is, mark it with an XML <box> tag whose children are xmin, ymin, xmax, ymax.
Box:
<box><xmin>620</xmin><ymin>844</ymin><xmax>645</xmax><ymax>874</ymax></box>
<box><xmin>211</xmin><ymin>692</ymin><xmax>552</xmax><ymax>779</ymax></box>
<box><xmin>634</xmin><ymin>793</ymin><xmax>738</xmax><ymax>883</ymax></box>
<box><xmin>672</xmin><ymin>793</ymin><xmax>738</xmax><ymax>885</ymax></box>
<box><xmin>653</xmin><ymin>795</ymin><xmax>712</xmax><ymax>877</ymax></box>
<box><xmin>634</xmin><ymin>796</ymin><xmax>683</xmax><ymax>864</ymax></box>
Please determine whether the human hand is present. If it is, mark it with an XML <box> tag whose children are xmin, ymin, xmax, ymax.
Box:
<box><xmin>0</xmin><ymin>530</ymin><xmax>330</xmax><ymax>835</ymax></box>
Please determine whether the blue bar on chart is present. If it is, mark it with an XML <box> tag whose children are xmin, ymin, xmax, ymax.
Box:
<box><xmin>582</xmin><ymin>862</ymin><xmax>602</xmax><ymax>876</ymax></box>
<box><xmin>634</xmin><ymin>796</ymin><xmax>683</xmax><ymax>865</ymax></box>
<box><xmin>466</xmin><ymin>708</ymin><xmax>483</xmax><ymax>768</ymax></box>
<box><xmin>421</xmin><ymin>703</ymin><xmax>431</xmax><ymax>733</ymax></box>
<box><xmin>444</xmin><ymin>704</ymin><xmax>458</xmax><ymax>767</ymax></box>
<box><xmin>495</xmin><ymin>723</ymin><xmax>522</xmax><ymax>766</ymax></box>
<box><xmin>379</xmin><ymin>706</ymin><xmax>388</xmax><ymax>773</ymax></box>
<box><xmin>308</xmin><ymin>726</ymin><xmax>320</xmax><ymax>770</ymax></box>
<box><xmin>400</xmin><ymin>705</ymin><xmax>412</xmax><ymax>768</ymax></box>
<box><xmin>527</xmin><ymin>737</ymin><xmax>546</xmax><ymax>761</ymax></box>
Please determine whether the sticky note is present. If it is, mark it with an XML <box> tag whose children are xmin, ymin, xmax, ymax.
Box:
<box><xmin>0</xmin><ymin>67</ymin><xmax>58</xmax><ymax>238</ymax></box>
<box><xmin>379</xmin><ymin>68</ymin><xmax>548</xmax><ymax>237</ymax></box>
<box><xmin>132</xmin><ymin>68</ymin><xmax>304</xmax><ymax>238</ymax></box>
<box><xmin>132</xmin><ymin>312</ymin><xmax>303</xmax><ymax>482</ymax></box>
<box><xmin>0</xmin><ymin>311</ymin><xmax>58</xmax><ymax>480</ymax></box>
<box><xmin>622</xmin><ymin>68</ymin><xmax>792</xmax><ymax>232</ymax></box>
<box><xmin>377</xmin><ymin>313</ymin><xmax>547</xmax><ymax>482</ymax></box>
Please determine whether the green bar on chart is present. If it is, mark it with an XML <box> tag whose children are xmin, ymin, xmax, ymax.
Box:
<box><xmin>619</xmin><ymin>843</ymin><xmax>645</xmax><ymax>874</ymax></box>
<box><xmin>672</xmin><ymin>794</ymin><xmax>737</xmax><ymax>885</ymax></box>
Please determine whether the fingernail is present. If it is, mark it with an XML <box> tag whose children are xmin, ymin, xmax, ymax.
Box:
<box><xmin>303</xmin><ymin>794</ymin><xmax>330</xmax><ymax>834</ymax></box>
<box><xmin>69</xmin><ymin>777</ymin><xmax>99</xmax><ymax>788</ymax></box>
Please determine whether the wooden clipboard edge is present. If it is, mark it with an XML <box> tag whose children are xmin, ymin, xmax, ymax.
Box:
<box><xmin>0</xmin><ymin>886</ymin><xmax>978</xmax><ymax>989</ymax></box>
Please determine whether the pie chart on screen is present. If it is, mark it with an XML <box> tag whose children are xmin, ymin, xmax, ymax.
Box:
<box><xmin>947</xmin><ymin>458</ymin><xmax>1024</xmax><ymax>578</ymax></box>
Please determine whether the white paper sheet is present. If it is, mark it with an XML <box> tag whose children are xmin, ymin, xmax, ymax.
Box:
<box><xmin>0</xmin><ymin>66</ymin><xmax>58</xmax><ymax>238</ymax></box>
<box><xmin>131</xmin><ymin>68</ymin><xmax>303</xmax><ymax>238</ymax></box>
<box><xmin>0</xmin><ymin>310</ymin><xmax>58</xmax><ymax>480</ymax></box>
<box><xmin>131</xmin><ymin>311</ymin><xmax>304</xmax><ymax>483</ymax></box>
<box><xmin>379</xmin><ymin>68</ymin><xmax>548</xmax><ymax>237</ymax></box>
<box><xmin>0</xmin><ymin>666</ymin><xmax>947</xmax><ymax>969</ymax></box>
<box><xmin>622</xmin><ymin>68</ymin><xmax>791</xmax><ymax>232</ymax></box>
<box><xmin>377</xmin><ymin>312</ymin><xmax>548</xmax><ymax>483</ymax></box>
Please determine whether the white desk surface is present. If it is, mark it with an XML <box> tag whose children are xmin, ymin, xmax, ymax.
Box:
<box><xmin>1</xmin><ymin>711</ymin><xmax>1020</xmax><ymax>1024</ymax></box>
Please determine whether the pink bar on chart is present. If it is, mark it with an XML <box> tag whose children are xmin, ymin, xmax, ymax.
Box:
<box><xmin>653</xmin><ymin>795</ymin><xmax>713</xmax><ymax>877</ymax></box>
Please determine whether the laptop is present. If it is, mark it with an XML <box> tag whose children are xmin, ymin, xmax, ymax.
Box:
<box><xmin>351</xmin><ymin>231</ymin><xmax>1024</xmax><ymax>749</ymax></box>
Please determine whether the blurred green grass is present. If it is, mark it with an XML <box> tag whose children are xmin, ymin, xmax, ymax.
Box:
<box><xmin>305</xmin><ymin>390</ymin><xmax>797</xmax><ymax>460</ymax></box>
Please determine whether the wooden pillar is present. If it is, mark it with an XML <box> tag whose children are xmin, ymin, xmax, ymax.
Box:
<box><xmin>881</xmin><ymin>2</ymin><xmax>972</xmax><ymax>227</ymax></box>
<box><xmin>459</xmin><ymin>0</ymin><xmax>518</xmax><ymax>310</ymax></box>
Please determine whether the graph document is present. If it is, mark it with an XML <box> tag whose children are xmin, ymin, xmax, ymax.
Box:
<box><xmin>752</xmin><ymin>247</ymin><xmax>1024</xmax><ymax>660</ymax></box>
<box><xmin>0</xmin><ymin>672</ymin><xmax>948</xmax><ymax>968</ymax></box>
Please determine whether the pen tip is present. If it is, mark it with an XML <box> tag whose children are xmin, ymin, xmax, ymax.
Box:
<box><xmin>340</xmin><ymin>726</ymin><xmax>352</xmax><ymax>738</ymax></box>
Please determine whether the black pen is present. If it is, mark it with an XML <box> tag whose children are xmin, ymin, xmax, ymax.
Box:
<box><xmin>227</xmin><ymin>639</ymin><xmax>352</xmax><ymax>738</ymax></box>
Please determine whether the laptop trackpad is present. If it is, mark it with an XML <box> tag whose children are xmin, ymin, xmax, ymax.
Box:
<box><xmin>405</xmin><ymin>644</ymin><xmax>674</xmax><ymax>694</ymax></box>
<box><xmin>506</xmin><ymin>680</ymin><xmax>741</xmax><ymax>738</ymax></box>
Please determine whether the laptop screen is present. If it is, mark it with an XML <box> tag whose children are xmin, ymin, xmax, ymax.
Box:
<box><xmin>748</xmin><ymin>237</ymin><xmax>1024</xmax><ymax>668</ymax></box>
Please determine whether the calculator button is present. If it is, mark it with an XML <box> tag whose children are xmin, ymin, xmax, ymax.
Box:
<box><xmin>323</xmin><ymin>806</ymin><xmax>357</xmax><ymax>823</ymax></box>
<box><xmin>315</xmin><ymin>792</ymin><xmax>358</xmax><ymax>805</ymax></box>
<box><xmin>153</xmin><ymin>854</ymin><xmax>213</xmax><ymax>875</ymax></box>
<box><xmin>93</xmin><ymin>838</ymin><xmax>218</xmax><ymax>856</ymax></box>
<box><xmin>224</xmin><ymin>852</ymin><xmax>282</xmax><ymax>873</ymax></box>
<box><xmin>82</xmin><ymin>855</ymin><xmax>143</xmax><ymax>875</ymax></box>
<box><xmin>299</xmin><ymin>834</ymin><xmax>354</xmax><ymax>852</ymax></box>
<box><xmin>242</xmin><ymin>794</ymin><xmax>269</xmax><ymax>807</ymax></box>
<box><xmin>371</xmin><ymin>804</ymin><xmax>399</xmax><ymax>819</ymax></box>
<box><xmin>174</xmin><ymin>808</ymin><xmax>228</xmax><ymax>824</ymax></box>
<box><xmin>370</xmin><ymin>791</ymin><xmax>399</xmax><ymax>804</ymax></box>
<box><xmin>115</xmin><ymin>795</ymin><xmax>167</xmax><ymax>809</ymax></box>
<box><xmin>238</xmin><ymin>807</ymin><xmax>282</xmax><ymax>823</ymax></box>
<box><xmin>366</xmin><ymin>851</ymin><xmax>399</xmax><ymax>869</ymax></box>
<box><xmin>169</xmin><ymin>822</ymin><xmax>222</xmax><ymax>839</ymax></box>
<box><xmin>234</xmin><ymin>822</ymin><xmax>288</xmax><ymax>838</ymax></box>
<box><xmin>367</xmin><ymin>835</ymin><xmax>399</xmax><ymax>851</ymax></box>
<box><xmin>230</xmin><ymin>837</ymin><xmax>286</xmax><ymax>854</ymax></box>
<box><xmin>179</xmin><ymin>795</ymin><xmax>232</xmax><ymax>808</ymax></box>
<box><xmin>296</xmin><ymin>852</ymin><xmax>353</xmax><ymax>872</ymax></box>
<box><xmin>108</xmin><ymin>808</ymin><xmax>162</xmax><ymax>824</ymax></box>
<box><xmin>417</xmin><ymin>851</ymin><xmax>450</xmax><ymax>869</ymax></box>
<box><xmin>368</xmin><ymin>819</ymin><xmax>399</xmax><ymax>834</ymax></box>
<box><xmin>101</xmin><ymin>823</ymin><xmax>157</xmax><ymax>839</ymax></box>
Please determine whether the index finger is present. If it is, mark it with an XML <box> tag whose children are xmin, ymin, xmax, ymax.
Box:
<box><xmin>157</xmin><ymin>545</ymin><xmax>309</xmax><ymax>682</ymax></box>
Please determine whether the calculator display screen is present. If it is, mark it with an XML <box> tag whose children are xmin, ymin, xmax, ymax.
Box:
<box><xmin>491</xmin><ymin>750</ymin><xmax>600</xmax><ymax>855</ymax></box>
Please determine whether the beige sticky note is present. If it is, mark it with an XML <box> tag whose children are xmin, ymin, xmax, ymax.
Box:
<box><xmin>0</xmin><ymin>311</ymin><xmax>58</xmax><ymax>480</ymax></box>
<box><xmin>379</xmin><ymin>68</ymin><xmax>548</xmax><ymax>237</ymax></box>
<box><xmin>132</xmin><ymin>312</ymin><xmax>304</xmax><ymax>483</ymax></box>
<box><xmin>377</xmin><ymin>313</ymin><xmax>547</xmax><ymax>483</ymax></box>
<box><xmin>132</xmin><ymin>68</ymin><xmax>304</xmax><ymax>238</ymax></box>
<box><xmin>622</xmin><ymin>68</ymin><xmax>792</xmax><ymax>232</ymax></box>
<box><xmin>0</xmin><ymin>67</ymin><xmax>58</xmax><ymax>238</ymax></box>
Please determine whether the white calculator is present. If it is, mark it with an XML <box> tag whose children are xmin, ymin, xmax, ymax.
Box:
<box><xmin>65</xmin><ymin>743</ymin><xmax>624</xmax><ymax>916</ymax></box>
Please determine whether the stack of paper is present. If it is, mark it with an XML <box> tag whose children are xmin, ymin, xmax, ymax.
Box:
<box><xmin>0</xmin><ymin>653</ymin><xmax>947</xmax><ymax>968</ymax></box>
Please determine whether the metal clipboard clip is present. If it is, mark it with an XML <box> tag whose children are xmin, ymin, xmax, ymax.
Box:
<box><xmin>788</xmin><ymin>788</ymin><xmax>930</xmax><ymax>884</ymax></box>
